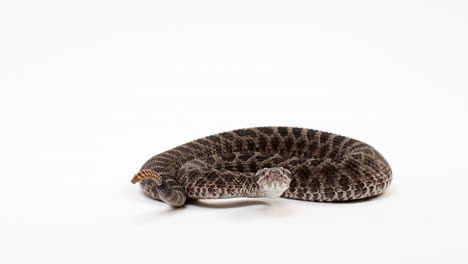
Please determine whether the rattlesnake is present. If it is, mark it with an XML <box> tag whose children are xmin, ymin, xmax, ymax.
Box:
<box><xmin>131</xmin><ymin>127</ymin><xmax>392</xmax><ymax>207</ymax></box>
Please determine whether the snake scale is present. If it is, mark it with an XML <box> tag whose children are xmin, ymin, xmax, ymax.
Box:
<box><xmin>131</xmin><ymin>127</ymin><xmax>392</xmax><ymax>207</ymax></box>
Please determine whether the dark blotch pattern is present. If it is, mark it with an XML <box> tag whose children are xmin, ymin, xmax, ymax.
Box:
<box><xmin>136</xmin><ymin>127</ymin><xmax>392</xmax><ymax>206</ymax></box>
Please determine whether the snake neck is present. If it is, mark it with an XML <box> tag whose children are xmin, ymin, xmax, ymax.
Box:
<box><xmin>245</xmin><ymin>189</ymin><xmax>285</xmax><ymax>199</ymax></box>
<box><xmin>243</xmin><ymin>184</ymin><xmax>288</xmax><ymax>199</ymax></box>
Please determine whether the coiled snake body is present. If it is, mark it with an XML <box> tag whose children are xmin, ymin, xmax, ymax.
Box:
<box><xmin>132</xmin><ymin>127</ymin><xmax>392</xmax><ymax>207</ymax></box>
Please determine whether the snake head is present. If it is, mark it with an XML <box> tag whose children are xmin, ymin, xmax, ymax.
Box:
<box><xmin>255</xmin><ymin>167</ymin><xmax>292</xmax><ymax>198</ymax></box>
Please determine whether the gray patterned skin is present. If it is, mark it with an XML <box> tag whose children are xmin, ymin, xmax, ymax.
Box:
<box><xmin>131</xmin><ymin>127</ymin><xmax>392</xmax><ymax>207</ymax></box>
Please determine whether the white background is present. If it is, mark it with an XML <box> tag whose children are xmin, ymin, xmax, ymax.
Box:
<box><xmin>1</xmin><ymin>1</ymin><xmax>467</xmax><ymax>263</ymax></box>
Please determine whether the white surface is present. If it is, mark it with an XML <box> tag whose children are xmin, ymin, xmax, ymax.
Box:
<box><xmin>1</xmin><ymin>1</ymin><xmax>467</xmax><ymax>263</ymax></box>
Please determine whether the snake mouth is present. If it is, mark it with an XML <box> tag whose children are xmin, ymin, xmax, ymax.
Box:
<box><xmin>260</xmin><ymin>183</ymin><xmax>290</xmax><ymax>198</ymax></box>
